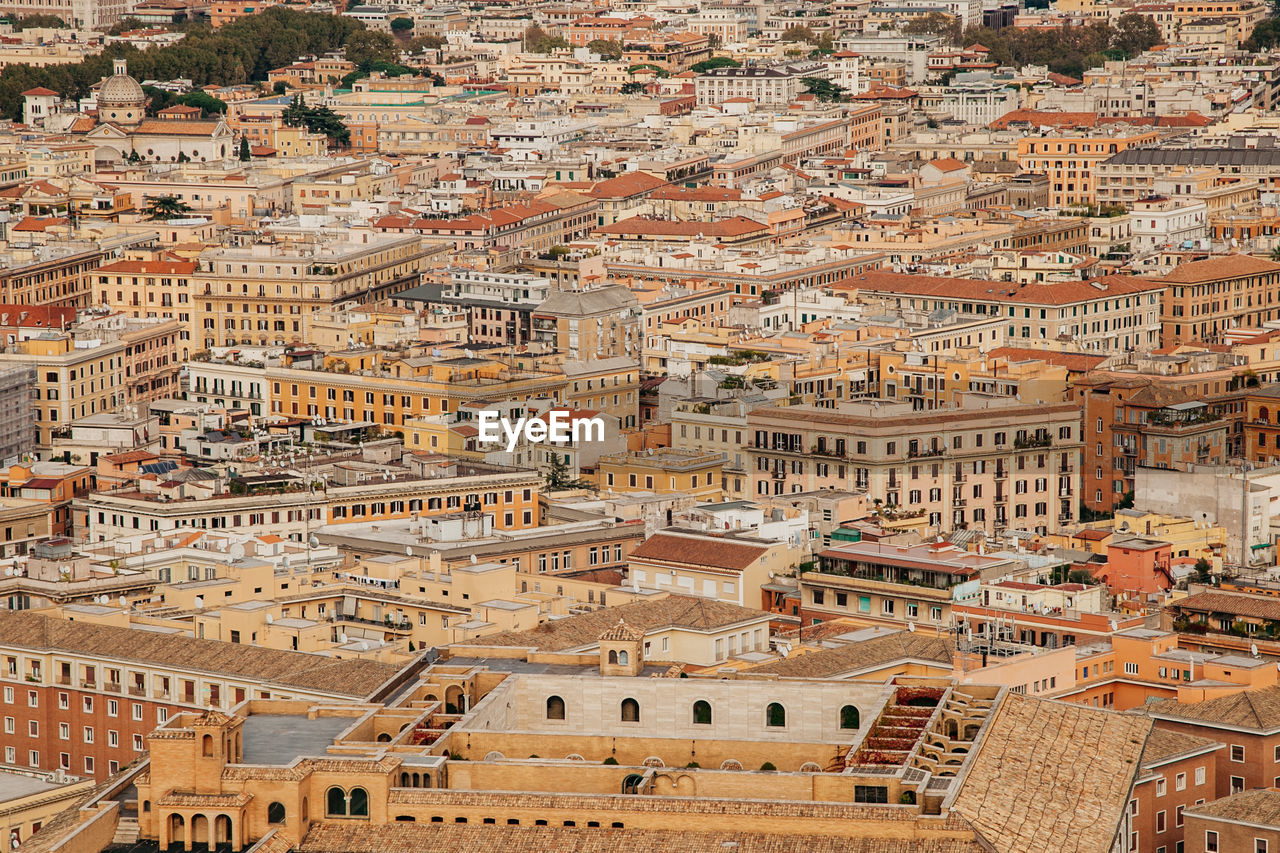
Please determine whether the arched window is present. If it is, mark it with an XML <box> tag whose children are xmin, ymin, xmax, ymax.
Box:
<box><xmin>201</xmin><ymin>734</ymin><xmax>213</xmax><ymax>757</ymax></box>
<box><xmin>546</xmin><ymin>695</ymin><xmax>566</xmax><ymax>720</ymax></box>
<box><xmin>608</xmin><ymin>650</ymin><xmax>618</xmax><ymax>664</ymax></box>
<box><xmin>621</xmin><ymin>698</ymin><xmax>640</xmax><ymax>722</ymax></box>
<box><xmin>326</xmin><ymin>787</ymin><xmax>347</xmax><ymax>817</ymax></box>
<box><xmin>840</xmin><ymin>705</ymin><xmax>860</xmax><ymax>730</ymax></box>
<box><xmin>349</xmin><ymin>787</ymin><xmax>369</xmax><ymax>817</ymax></box>
<box><xmin>693</xmin><ymin>700</ymin><xmax>712</xmax><ymax>725</ymax></box>
<box><xmin>267</xmin><ymin>802</ymin><xmax>286</xmax><ymax>824</ymax></box>
<box><xmin>766</xmin><ymin>702</ymin><xmax>786</xmax><ymax>727</ymax></box>
<box><xmin>618</xmin><ymin>650</ymin><xmax>629</xmax><ymax>665</ymax></box>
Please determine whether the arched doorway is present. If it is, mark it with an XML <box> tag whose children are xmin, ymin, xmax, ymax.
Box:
<box><xmin>444</xmin><ymin>685</ymin><xmax>464</xmax><ymax>713</ymax></box>
<box><xmin>622</xmin><ymin>774</ymin><xmax>643</xmax><ymax>794</ymax></box>
<box><xmin>168</xmin><ymin>814</ymin><xmax>185</xmax><ymax>849</ymax></box>
<box><xmin>190</xmin><ymin>814</ymin><xmax>209</xmax><ymax>848</ymax></box>
<box><xmin>214</xmin><ymin>815</ymin><xmax>232</xmax><ymax>846</ymax></box>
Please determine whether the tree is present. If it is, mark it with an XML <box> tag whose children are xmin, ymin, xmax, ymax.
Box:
<box><xmin>389</xmin><ymin>17</ymin><xmax>414</xmax><ymax>34</ymax></box>
<box><xmin>144</xmin><ymin>195</ymin><xmax>192</xmax><ymax>220</ymax></box>
<box><xmin>1247</xmin><ymin>16</ymin><xmax>1280</xmax><ymax>50</ymax></box>
<box><xmin>273</xmin><ymin>80</ymin><xmax>288</xmax><ymax>95</ymax></box>
<box><xmin>1194</xmin><ymin>557</ymin><xmax>1213</xmax><ymax>583</ymax></box>
<box><xmin>238</xmin><ymin>137</ymin><xmax>251</xmax><ymax>161</ymax></box>
<box><xmin>707</xmin><ymin>32</ymin><xmax>722</xmax><ymax>48</ymax></box>
<box><xmin>281</xmin><ymin>94</ymin><xmax>350</xmax><ymax>146</ymax></box>
<box><xmin>780</xmin><ymin>24</ymin><xmax>818</xmax><ymax>43</ymax></box>
<box><xmin>800</xmin><ymin>77</ymin><xmax>848</xmax><ymax>102</ymax></box>
<box><xmin>587</xmin><ymin>38</ymin><xmax>624</xmax><ymax>59</ymax></box>
<box><xmin>620</xmin><ymin>81</ymin><xmax>646</xmax><ymax>94</ymax></box>
<box><xmin>8</xmin><ymin>13</ymin><xmax>66</xmax><ymax>29</ymax></box>
<box><xmin>692</xmin><ymin>56</ymin><xmax>740</xmax><ymax>72</ymax></box>
<box><xmin>106</xmin><ymin>17</ymin><xmax>144</xmax><ymax>35</ymax></box>
<box><xmin>344</xmin><ymin>28</ymin><xmax>398</xmax><ymax>66</ymax></box>
<box><xmin>903</xmin><ymin>11</ymin><xmax>962</xmax><ymax>44</ymax></box>
<box><xmin>407</xmin><ymin>33</ymin><xmax>445</xmax><ymax>51</ymax></box>
<box><xmin>176</xmin><ymin>90</ymin><xmax>227</xmax><ymax>115</ymax></box>
<box><xmin>524</xmin><ymin>23</ymin><xmax>567</xmax><ymax>53</ymax></box>
<box><xmin>1111</xmin><ymin>12</ymin><xmax>1161</xmax><ymax>57</ymax></box>
<box><xmin>545</xmin><ymin>453</ymin><xmax>589</xmax><ymax>491</ymax></box>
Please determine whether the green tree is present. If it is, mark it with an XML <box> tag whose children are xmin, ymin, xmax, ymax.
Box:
<box><xmin>281</xmin><ymin>94</ymin><xmax>350</xmax><ymax>146</ymax></box>
<box><xmin>8</xmin><ymin>13</ymin><xmax>66</xmax><ymax>29</ymax></box>
<box><xmin>587</xmin><ymin>38</ymin><xmax>624</xmax><ymax>59</ymax></box>
<box><xmin>1247</xmin><ymin>16</ymin><xmax>1280</xmax><ymax>49</ymax></box>
<box><xmin>389</xmin><ymin>17</ymin><xmax>414</xmax><ymax>34</ymax></box>
<box><xmin>176</xmin><ymin>90</ymin><xmax>227</xmax><ymax>115</ymax></box>
<box><xmin>238</xmin><ymin>136</ymin><xmax>251</xmax><ymax>161</ymax></box>
<box><xmin>144</xmin><ymin>195</ymin><xmax>192</xmax><ymax>220</ymax></box>
<box><xmin>691</xmin><ymin>56</ymin><xmax>740</xmax><ymax>72</ymax></box>
<box><xmin>344</xmin><ymin>28</ymin><xmax>398</xmax><ymax>66</ymax></box>
<box><xmin>780</xmin><ymin>24</ymin><xmax>817</xmax><ymax>42</ymax></box>
<box><xmin>106</xmin><ymin>17</ymin><xmax>145</xmax><ymax>35</ymax></box>
<box><xmin>903</xmin><ymin>11</ymin><xmax>962</xmax><ymax>43</ymax></box>
<box><xmin>620</xmin><ymin>81</ymin><xmax>646</xmax><ymax>94</ymax></box>
<box><xmin>800</xmin><ymin>76</ymin><xmax>848</xmax><ymax>102</ymax></box>
<box><xmin>1111</xmin><ymin>12</ymin><xmax>1161</xmax><ymax>57</ymax></box>
<box><xmin>273</xmin><ymin>80</ymin><xmax>288</xmax><ymax>95</ymax></box>
<box><xmin>524</xmin><ymin>23</ymin><xmax>567</xmax><ymax>53</ymax></box>
<box><xmin>1193</xmin><ymin>557</ymin><xmax>1213</xmax><ymax>583</ymax></box>
<box><xmin>545</xmin><ymin>453</ymin><xmax>589</xmax><ymax>491</ymax></box>
<box><xmin>407</xmin><ymin>33</ymin><xmax>445</xmax><ymax>51</ymax></box>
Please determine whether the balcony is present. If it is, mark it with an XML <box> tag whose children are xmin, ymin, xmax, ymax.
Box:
<box><xmin>908</xmin><ymin>447</ymin><xmax>945</xmax><ymax>459</ymax></box>
<box><xmin>104</xmin><ymin>682</ymin><xmax>121</xmax><ymax>693</ymax></box>
<box><xmin>153</xmin><ymin>688</ymin><xmax>171</xmax><ymax>700</ymax></box>
<box><xmin>128</xmin><ymin>686</ymin><xmax>145</xmax><ymax>697</ymax></box>
<box><xmin>994</xmin><ymin>468</ymin><xmax>1008</xmax><ymax>480</ymax></box>
<box><xmin>56</xmin><ymin>675</ymin><xmax>71</xmax><ymax>686</ymax></box>
<box><xmin>1013</xmin><ymin>436</ymin><xmax>1052</xmax><ymax>450</ymax></box>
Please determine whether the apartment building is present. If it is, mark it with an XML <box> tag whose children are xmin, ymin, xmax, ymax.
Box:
<box><xmin>695</xmin><ymin>66</ymin><xmax>801</xmax><ymax>107</ymax></box>
<box><xmin>1071</xmin><ymin>371</ymin><xmax>1233</xmax><ymax>513</ymax></box>
<box><xmin>191</xmin><ymin>232</ymin><xmax>429</xmax><ymax>350</ymax></box>
<box><xmin>747</xmin><ymin>398</ymin><xmax>1083</xmax><ymax>534</ymax></box>
<box><xmin>1098</xmin><ymin>147</ymin><xmax>1280</xmax><ymax>206</ymax></box>
<box><xmin>626</xmin><ymin>529</ymin><xmax>795</xmax><ymax>607</ymax></box>
<box><xmin>800</xmin><ymin>540</ymin><xmax>1019</xmax><ymax>631</ymax></box>
<box><xmin>1159</xmin><ymin>254</ymin><xmax>1280</xmax><ymax>345</ymax></box>
<box><xmin>0</xmin><ymin>318</ymin><xmax>182</xmax><ymax>449</ymax></box>
<box><xmin>0</xmin><ymin>610</ymin><xmax>403</xmax><ymax>779</ymax></box>
<box><xmin>530</xmin><ymin>285</ymin><xmax>641</xmax><ymax>361</ymax></box>
<box><xmin>94</xmin><ymin>259</ymin><xmax>196</xmax><ymax>333</ymax></box>
<box><xmin>0</xmin><ymin>244</ymin><xmax>106</xmax><ymax>308</ymax></box>
<box><xmin>849</xmin><ymin>271</ymin><xmax>1166</xmax><ymax>353</ymax></box>
<box><xmin>1016</xmin><ymin>131</ymin><xmax>1160</xmax><ymax>208</ymax></box>
<box><xmin>76</xmin><ymin>461</ymin><xmax>542</xmax><ymax>541</ymax></box>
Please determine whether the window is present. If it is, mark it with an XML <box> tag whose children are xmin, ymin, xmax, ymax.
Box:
<box><xmin>1156</xmin><ymin>777</ymin><xmax>1166</xmax><ymax>797</ymax></box>
<box><xmin>545</xmin><ymin>695</ymin><xmax>565</xmax><ymax>720</ymax></box>
<box><xmin>620</xmin><ymin>698</ymin><xmax>640</xmax><ymax>722</ymax></box>
<box><xmin>692</xmin><ymin>700</ymin><xmax>712</xmax><ymax>725</ymax></box>
<box><xmin>1175</xmin><ymin>772</ymin><xmax>1186</xmax><ymax>791</ymax></box>
<box><xmin>268</xmin><ymin>802</ymin><xmax>286</xmax><ymax>824</ymax></box>
<box><xmin>1257</xmin><ymin>840</ymin><xmax>1268</xmax><ymax>853</ymax></box>
<box><xmin>853</xmin><ymin>785</ymin><xmax>888</xmax><ymax>803</ymax></box>
<box><xmin>1232</xmin><ymin>775</ymin><xmax>1245</xmax><ymax>794</ymax></box>
<box><xmin>766</xmin><ymin>702</ymin><xmax>786</xmax><ymax>727</ymax></box>
<box><xmin>1195</xmin><ymin>766</ymin><xmax>1206</xmax><ymax>785</ymax></box>
<box><xmin>1206</xmin><ymin>831</ymin><xmax>1218</xmax><ymax>853</ymax></box>
<box><xmin>325</xmin><ymin>787</ymin><xmax>369</xmax><ymax>818</ymax></box>
<box><xmin>840</xmin><ymin>705</ymin><xmax>860</xmax><ymax>730</ymax></box>
<box><xmin>1156</xmin><ymin>810</ymin><xmax>1165</xmax><ymax>833</ymax></box>
<box><xmin>1231</xmin><ymin>744</ymin><xmax>1246</xmax><ymax>762</ymax></box>
<box><xmin>1175</xmin><ymin>805</ymin><xmax>1184</xmax><ymax>827</ymax></box>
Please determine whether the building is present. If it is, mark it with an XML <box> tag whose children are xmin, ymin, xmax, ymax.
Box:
<box><xmin>1184</xmin><ymin>790</ymin><xmax>1280</xmax><ymax>853</ymax></box>
<box><xmin>625</xmin><ymin>529</ymin><xmax>796</xmax><ymax>608</ymax></box>
<box><xmin>1159</xmin><ymin>254</ymin><xmax>1280</xmax><ymax>346</ymax></box>
<box><xmin>0</xmin><ymin>610</ymin><xmax>404</xmax><ymax>780</ymax></box>
<box><xmin>695</xmin><ymin>67</ymin><xmax>802</xmax><ymax>107</ymax></box>
<box><xmin>746</xmin><ymin>398</ymin><xmax>1083</xmax><ymax>534</ymax></box>
<box><xmin>0</xmin><ymin>0</ymin><xmax>130</xmax><ymax>28</ymax></box>
<box><xmin>1016</xmin><ymin>131</ymin><xmax>1161</xmax><ymax>208</ymax></box>
<box><xmin>848</xmin><ymin>271</ymin><xmax>1165</xmax><ymax>353</ymax></box>
<box><xmin>191</xmin><ymin>232</ymin><xmax>429</xmax><ymax>350</ymax></box>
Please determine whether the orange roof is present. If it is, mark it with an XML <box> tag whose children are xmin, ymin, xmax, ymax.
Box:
<box><xmin>588</xmin><ymin>171</ymin><xmax>668</xmax><ymax>199</ymax></box>
<box><xmin>11</xmin><ymin>216</ymin><xmax>68</xmax><ymax>232</ymax></box>
<box><xmin>1160</xmin><ymin>254</ymin><xmax>1280</xmax><ymax>284</ymax></box>
<box><xmin>928</xmin><ymin>157</ymin><xmax>966</xmax><ymax>172</ymax></box>
<box><xmin>847</xmin><ymin>271</ymin><xmax>1164</xmax><ymax>306</ymax></box>
<box><xmin>21</xmin><ymin>87</ymin><xmax>58</xmax><ymax>97</ymax></box>
<box><xmin>987</xmin><ymin>346</ymin><xmax>1106</xmax><ymax>373</ymax></box>
<box><xmin>593</xmin><ymin>216</ymin><xmax>768</xmax><ymax>238</ymax></box>
<box><xmin>96</xmin><ymin>260</ymin><xmax>198</xmax><ymax>275</ymax></box>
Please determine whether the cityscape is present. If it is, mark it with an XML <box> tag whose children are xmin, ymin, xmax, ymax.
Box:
<box><xmin>0</xmin><ymin>0</ymin><xmax>1279</xmax><ymax>851</ymax></box>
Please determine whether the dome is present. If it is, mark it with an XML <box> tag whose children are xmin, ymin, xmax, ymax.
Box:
<box><xmin>98</xmin><ymin>59</ymin><xmax>145</xmax><ymax>108</ymax></box>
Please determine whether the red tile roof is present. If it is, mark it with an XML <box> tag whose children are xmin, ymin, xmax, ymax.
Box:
<box><xmin>1160</xmin><ymin>254</ymin><xmax>1280</xmax><ymax>284</ymax></box>
<box><xmin>847</xmin><ymin>271</ymin><xmax>1164</xmax><ymax>305</ymax></box>
<box><xmin>594</xmin><ymin>216</ymin><xmax>767</xmax><ymax>238</ymax></box>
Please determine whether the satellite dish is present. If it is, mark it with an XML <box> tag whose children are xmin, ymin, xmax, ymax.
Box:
<box><xmin>339</xmin><ymin>633</ymin><xmax>348</xmax><ymax>643</ymax></box>
<box><xmin>470</xmin><ymin>554</ymin><xmax>477</xmax><ymax>564</ymax></box>
<box><xmin>907</xmin><ymin>622</ymin><xmax>916</xmax><ymax>632</ymax></box>
<box><xmin>282</xmin><ymin>555</ymin><xmax>291</xmax><ymax>569</ymax></box>
<box><xmin>194</xmin><ymin>595</ymin><xmax>204</xmax><ymax>609</ymax></box>
<box><xmin>265</xmin><ymin>614</ymin><xmax>273</xmax><ymax>624</ymax></box>
<box><xmin>118</xmin><ymin>596</ymin><xmax>127</xmax><ymax>607</ymax></box>
<box><xmin>1252</xmin><ymin>643</ymin><xmax>1260</xmax><ymax>657</ymax></box>
<box><xmin>228</xmin><ymin>544</ymin><xmax>245</xmax><ymax>560</ymax></box>
<box><xmin>405</xmin><ymin>546</ymin><xmax>413</xmax><ymax>557</ymax></box>
<box><xmin>309</xmin><ymin>535</ymin><xmax>319</xmax><ymax>549</ymax></box>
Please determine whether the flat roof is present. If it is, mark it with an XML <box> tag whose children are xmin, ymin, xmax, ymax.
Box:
<box><xmin>241</xmin><ymin>714</ymin><xmax>354</xmax><ymax>765</ymax></box>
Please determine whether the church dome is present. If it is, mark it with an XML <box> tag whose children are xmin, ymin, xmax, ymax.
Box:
<box><xmin>98</xmin><ymin>59</ymin><xmax>146</xmax><ymax>108</ymax></box>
